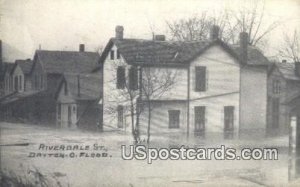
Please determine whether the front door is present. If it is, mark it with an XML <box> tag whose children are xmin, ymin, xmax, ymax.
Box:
<box><xmin>272</xmin><ymin>98</ymin><xmax>280</xmax><ymax>129</ymax></box>
<box><xmin>194</xmin><ymin>106</ymin><xmax>205</xmax><ymax>136</ymax></box>
<box><xmin>224</xmin><ymin>106</ymin><xmax>234</xmax><ymax>139</ymax></box>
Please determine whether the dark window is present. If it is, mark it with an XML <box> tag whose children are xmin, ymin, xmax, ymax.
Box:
<box><xmin>117</xmin><ymin>105</ymin><xmax>124</xmax><ymax>128</ymax></box>
<box><xmin>19</xmin><ymin>76</ymin><xmax>22</xmax><ymax>90</ymax></box>
<box><xmin>224</xmin><ymin>106</ymin><xmax>234</xmax><ymax>139</ymax></box>
<box><xmin>273</xmin><ymin>80</ymin><xmax>280</xmax><ymax>94</ymax></box>
<box><xmin>117</xmin><ymin>49</ymin><xmax>121</xmax><ymax>59</ymax></box>
<box><xmin>194</xmin><ymin>106</ymin><xmax>205</xmax><ymax>135</ymax></box>
<box><xmin>129</xmin><ymin>66</ymin><xmax>138</xmax><ymax>90</ymax></box>
<box><xmin>64</xmin><ymin>84</ymin><xmax>68</xmax><ymax>95</ymax></box>
<box><xmin>110</xmin><ymin>50</ymin><xmax>115</xmax><ymax>60</ymax></box>
<box><xmin>14</xmin><ymin>76</ymin><xmax>18</xmax><ymax>91</ymax></box>
<box><xmin>195</xmin><ymin>66</ymin><xmax>206</xmax><ymax>91</ymax></box>
<box><xmin>169</xmin><ymin>110</ymin><xmax>180</xmax><ymax>128</ymax></box>
<box><xmin>117</xmin><ymin>66</ymin><xmax>126</xmax><ymax>89</ymax></box>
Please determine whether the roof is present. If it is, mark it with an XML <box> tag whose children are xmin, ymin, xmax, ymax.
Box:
<box><xmin>274</xmin><ymin>62</ymin><xmax>300</xmax><ymax>81</ymax></box>
<box><xmin>63</xmin><ymin>73</ymin><xmax>102</xmax><ymax>101</ymax></box>
<box><xmin>94</xmin><ymin>38</ymin><xmax>269</xmax><ymax>70</ymax></box>
<box><xmin>35</xmin><ymin>50</ymin><xmax>100</xmax><ymax>74</ymax></box>
<box><xmin>15</xmin><ymin>59</ymin><xmax>34</xmax><ymax>75</ymax></box>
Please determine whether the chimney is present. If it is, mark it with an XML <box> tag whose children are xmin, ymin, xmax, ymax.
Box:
<box><xmin>209</xmin><ymin>25</ymin><xmax>220</xmax><ymax>40</ymax></box>
<box><xmin>239</xmin><ymin>32</ymin><xmax>248</xmax><ymax>65</ymax></box>
<box><xmin>79</xmin><ymin>44</ymin><xmax>85</xmax><ymax>52</ymax></box>
<box><xmin>154</xmin><ymin>35</ymin><xmax>166</xmax><ymax>41</ymax></box>
<box><xmin>295</xmin><ymin>62</ymin><xmax>300</xmax><ymax>77</ymax></box>
<box><xmin>0</xmin><ymin>40</ymin><xmax>2</xmax><ymax>73</ymax></box>
<box><xmin>115</xmin><ymin>25</ymin><xmax>124</xmax><ymax>40</ymax></box>
<box><xmin>77</xmin><ymin>74</ymin><xmax>81</xmax><ymax>97</ymax></box>
<box><xmin>282</xmin><ymin>59</ymin><xmax>287</xmax><ymax>63</ymax></box>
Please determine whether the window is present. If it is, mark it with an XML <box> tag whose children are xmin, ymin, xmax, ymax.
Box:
<box><xmin>117</xmin><ymin>66</ymin><xmax>126</xmax><ymax>89</ymax></box>
<box><xmin>224</xmin><ymin>106</ymin><xmax>234</xmax><ymax>139</ymax></box>
<box><xmin>117</xmin><ymin>105</ymin><xmax>124</xmax><ymax>128</ymax></box>
<box><xmin>194</xmin><ymin>106</ymin><xmax>205</xmax><ymax>135</ymax></box>
<box><xmin>19</xmin><ymin>75</ymin><xmax>22</xmax><ymax>90</ymax></box>
<box><xmin>129</xmin><ymin>66</ymin><xmax>138</xmax><ymax>90</ymax></box>
<box><xmin>195</xmin><ymin>66</ymin><xmax>207</xmax><ymax>91</ymax></box>
<box><xmin>168</xmin><ymin>110</ymin><xmax>180</xmax><ymax>128</ymax></box>
<box><xmin>64</xmin><ymin>84</ymin><xmax>68</xmax><ymax>95</ymax></box>
<box><xmin>110</xmin><ymin>50</ymin><xmax>115</xmax><ymax>60</ymax></box>
<box><xmin>273</xmin><ymin>80</ymin><xmax>281</xmax><ymax>94</ymax></box>
<box><xmin>73</xmin><ymin>106</ymin><xmax>76</xmax><ymax>113</ymax></box>
<box><xmin>117</xmin><ymin>49</ymin><xmax>121</xmax><ymax>59</ymax></box>
<box><xmin>14</xmin><ymin>76</ymin><xmax>18</xmax><ymax>92</ymax></box>
<box><xmin>35</xmin><ymin>75</ymin><xmax>38</xmax><ymax>89</ymax></box>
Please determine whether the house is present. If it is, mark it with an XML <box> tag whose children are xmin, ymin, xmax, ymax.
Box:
<box><xmin>55</xmin><ymin>73</ymin><xmax>102</xmax><ymax>130</ymax></box>
<box><xmin>267</xmin><ymin>61</ymin><xmax>300</xmax><ymax>136</ymax></box>
<box><xmin>0</xmin><ymin>45</ymin><xmax>101</xmax><ymax>127</ymax></box>
<box><xmin>97</xmin><ymin>25</ymin><xmax>269</xmax><ymax>139</ymax></box>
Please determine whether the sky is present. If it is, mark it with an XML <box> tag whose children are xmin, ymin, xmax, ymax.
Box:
<box><xmin>0</xmin><ymin>0</ymin><xmax>299</xmax><ymax>62</ymax></box>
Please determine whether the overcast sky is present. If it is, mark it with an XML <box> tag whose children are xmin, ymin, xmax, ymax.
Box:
<box><xmin>0</xmin><ymin>0</ymin><xmax>299</xmax><ymax>62</ymax></box>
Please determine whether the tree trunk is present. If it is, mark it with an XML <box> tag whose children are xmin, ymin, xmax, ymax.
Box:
<box><xmin>147</xmin><ymin>100</ymin><xmax>151</xmax><ymax>144</ymax></box>
<box><xmin>130</xmin><ymin>98</ymin><xmax>137</xmax><ymax>143</ymax></box>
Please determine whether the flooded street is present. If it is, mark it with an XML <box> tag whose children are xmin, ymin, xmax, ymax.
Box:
<box><xmin>0</xmin><ymin>122</ymin><xmax>294</xmax><ymax>186</ymax></box>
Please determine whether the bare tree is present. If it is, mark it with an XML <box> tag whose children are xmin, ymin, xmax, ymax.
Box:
<box><xmin>141</xmin><ymin>67</ymin><xmax>178</xmax><ymax>144</ymax></box>
<box><xmin>228</xmin><ymin>0</ymin><xmax>280</xmax><ymax>48</ymax></box>
<box><xmin>166</xmin><ymin>0</ymin><xmax>279</xmax><ymax>48</ymax></box>
<box><xmin>166</xmin><ymin>12</ymin><xmax>213</xmax><ymax>41</ymax></box>
<box><xmin>279</xmin><ymin>30</ymin><xmax>300</xmax><ymax>63</ymax></box>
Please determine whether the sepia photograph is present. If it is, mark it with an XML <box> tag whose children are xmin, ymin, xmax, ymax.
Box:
<box><xmin>0</xmin><ymin>0</ymin><xmax>300</xmax><ymax>186</ymax></box>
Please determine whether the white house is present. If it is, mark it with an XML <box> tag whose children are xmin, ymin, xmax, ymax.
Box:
<box><xmin>97</xmin><ymin>25</ymin><xmax>269</xmax><ymax>139</ymax></box>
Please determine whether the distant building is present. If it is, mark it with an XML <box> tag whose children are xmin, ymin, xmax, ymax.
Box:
<box><xmin>0</xmin><ymin>45</ymin><xmax>101</xmax><ymax>128</ymax></box>
<box><xmin>267</xmin><ymin>61</ymin><xmax>300</xmax><ymax>135</ymax></box>
<box><xmin>97</xmin><ymin>25</ymin><xmax>270</xmax><ymax>139</ymax></box>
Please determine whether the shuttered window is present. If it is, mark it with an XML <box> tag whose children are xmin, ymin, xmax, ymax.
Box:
<box><xmin>195</xmin><ymin>66</ymin><xmax>206</xmax><ymax>91</ymax></box>
<box><xmin>129</xmin><ymin>66</ymin><xmax>138</xmax><ymax>90</ymax></box>
<box><xmin>117</xmin><ymin>66</ymin><xmax>125</xmax><ymax>89</ymax></box>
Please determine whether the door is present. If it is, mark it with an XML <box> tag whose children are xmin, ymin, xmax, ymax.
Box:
<box><xmin>68</xmin><ymin>105</ymin><xmax>72</xmax><ymax>127</ymax></box>
<box><xmin>224</xmin><ymin>106</ymin><xmax>234</xmax><ymax>139</ymax></box>
<box><xmin>194</xmin><ymin>106</ymin><xmax>205</xmax><ymax>136</ymax></box>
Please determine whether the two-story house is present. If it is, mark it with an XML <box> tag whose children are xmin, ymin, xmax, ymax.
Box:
<box><xmin>97</xmin><ymin>25</ymin><xmax>269</xmax><ymax>139</ymax></box>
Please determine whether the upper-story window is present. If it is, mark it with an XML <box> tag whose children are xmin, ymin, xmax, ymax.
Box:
<box><xmin>129</xmin><ymin>66</ymin><xmax>138</xmax><ymax>90</ymax></box>
<box><xmin>273</xmin><ymin>80</ymin><xmax>281</xmax><ymax>94</ymax></box>
<box><xmin>19</xmin><ymin>75</ymin><xmax>22</xmax><ymax>91</ymax></box>
<box><xmin>110</xmin><ymin>50</ymin><xmax>115</xmax><ymax>60</ymax></box>
<box><xmin>117</xmin><ymin>66</ymin><xmax>125</xmax><ymax>89</ymax></box>
<box><xmin>117</xmin><ymin>49</ymin><xmax>121</xmax><ymax>59</ymax></box>
<box><xmin>195</xmin><ymin>66</ymin><xmax>207</xmax><ymax>92</ymax></box>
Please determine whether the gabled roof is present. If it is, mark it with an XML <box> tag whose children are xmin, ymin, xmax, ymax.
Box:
<box><xmin>272</xmin><ymin>62</ymin><xmax>300</xmax><ymax>81</ymax></box>
<box><xmin>34</xmin><ymin>50</ymin><xmax>100</xmax><ymax>74</ymax></box>
<box><xmin>94</xmin><ymin>37</ymin><xmax>269</xmax><ymax>71</ymax></box>
<box><xmin>15</xmin><ymin>59</ymin><xmax>34</xmax><ymax>75</ymax></box>
<box><xmin>63</xmin><ymin>73</ymin><xmax>102</xmax><ymax>101</ymax></box>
